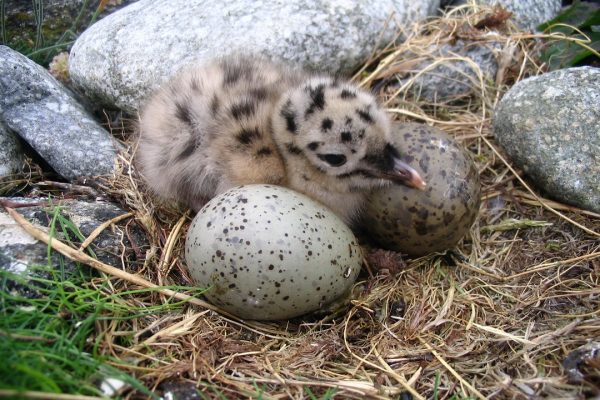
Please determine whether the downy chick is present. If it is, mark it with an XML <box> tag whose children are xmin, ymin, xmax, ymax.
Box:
<box><xmin>136</xmin><ymin>55</ymin><xmax>425</xmax><ymax>225</ymax></box>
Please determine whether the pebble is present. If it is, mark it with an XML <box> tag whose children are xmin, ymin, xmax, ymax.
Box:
<box><xmin>493</xmin><ymin>67</ymin><xmax>600</xmax><ymax>213</ymax></box>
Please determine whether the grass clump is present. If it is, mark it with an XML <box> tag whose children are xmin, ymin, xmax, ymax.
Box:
<box><xmin>0</xmin><ymin>265</ymin><xmax>149</xmax><ymax>398</ymax></box>
<box><xmin>0</xmin><ymin>0</ymin><xmax>118</xmax><ymax>67</ymax></box>
<box><xmin>0</xmin><ymin>205</ymin><xmax>203</xmax><ymax>399</ymax></box>
<box><xmin>537</xmin><ymin>0</ymin><xmax>600</xmax><ymax>70</ymax></box>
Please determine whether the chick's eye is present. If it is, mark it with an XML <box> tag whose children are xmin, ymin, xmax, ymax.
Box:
<box><xmin>318</xmin><ymin>154</ymin><xmax>347</xmax><ymax>167</ymax></box>
<box><xmin>384</xmin><ymin>143</ymin><xmax>401</xmax><ymax>159</ymax></box>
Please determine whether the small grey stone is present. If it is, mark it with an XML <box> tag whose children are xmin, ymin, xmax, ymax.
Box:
<box><xmin>69</xmin><ymin>0</ymin><xmax>440</xmax><ymax>113</ymax></box>
<box><xmin>0</xmin><ymin>46</ymin><xmax>121</xmax><ymax>180</ymax></box>
<box><xmin>562</xmin><ymin>342</ymin><xmax>600</xmax><ymax>383</ymax></box>
<box><xmin>0</xmin><ymin>198</ymin><xmax>148</xmax><ymax>297</ymax></box>
<box><xmin>493</xmin><ymin>67</ymin><xmax>600</xmax><ymax>213</ymax></box>
<box><xmin>452</xmin><ymin>0</ymin><xmax>561</xmax><ymax>32</ymax></box>
<box><xmin>0</xmin><ymin>121</ymin><xmax>25</xmax><ymax>177</ymax></box>
<box><xmin>158</xmin><ymin>380</ymin><xmax>202</xmax><ymax>400</ymax></box>
<box><xmin>391</xmin><ymin>40</ymin><xmax>500</xmax><ymax>102</ymax></box>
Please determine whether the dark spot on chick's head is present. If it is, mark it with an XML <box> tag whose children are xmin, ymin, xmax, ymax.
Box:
<box><xmin>210</xmin><ymin>95</ymin><xmax>220</xmax><ymax>115</ymax></box>
<box><xmin>175</xmin><ymin>102</ymin><xmax>193</xmax><ymax>126</ymax></box>
<box><xmin>385</xmin><ymin>143</ymin><xmax>401</xmax><ymax>159</ymax></box>
<box><xmin>307</xmin><ymin>142</ymin><xmax>320</xmax><ymax>151</ymax></box>
<box><xmin>286</xmin><ymin>143</ymin><xmax>303</xmax><ymax>155</ymax></box>
<box><xmin>175</xmin><ymin>134</ymin><xmax>199</xmax><ymax>161</ymax></box>
<box><xmin>256</xmin><ymin>147</ymin><xmax>273</xmax><ymax>157</ymax></box>
<box><xmin>356</xmin><ymin>107</ymin><xmax>374</xmax><ymax>124</ymax></box>
<box><xmin>341</xmin><ymin>131</ymin><xmax>352</xmax><ymax>142</ymax></box>
<box><xmin>362</xmin><ymin>147</ymin><xmax>394</xmax><ymax>172</ymax></box>
<box><xmin>340</xmin><ymin>89</ymin><xmax>357</xmax><ymax>99</ymax></box>
<box><xmin>222</xmin><ymin>62</ymin><xmax>253</xmax><ymax>87</ymax></box>
<box><xmin>321</xmin><ymin>118</ymin><xmax>333</xmax><ymax>132</ymax></box>
<box><xmin>230</xmin><ymin>100</ymin><xmax>256</xmax><ymax>120</ymax></box>
<box><xmin>236</xmin><ymin>127</ymin><xmax>261</xmax><ymax>145</ymax></box>
<box><xmin>280</xmin><ymin>99</ymin><xmax>297</xmax><ymax>134</ymax></box>
<box><xmin>304</xmin><ymin>83</ymin><xmax>326</xmax><ymax>116</ymax></box>
<box><xmin>249</xmin><ymin>87</ymin><xmax>269</xmax><ymax>101</ymax></box>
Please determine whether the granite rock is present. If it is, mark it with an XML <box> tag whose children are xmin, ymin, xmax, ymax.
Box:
<box><xmin>0</xmin><ymin>46</ymin><xmax>121</xmax><ymax>180</ymax></box>
<box><xmin>0</xmin><ymin>198</ymin><xmax>148</xmax><ymax>296</ymax></box>
<box><xmin>69</xmin><ymin>0</ymin><xmax>440</xmax><ymax>112</ymax></box>
<box><xmin>493</xmin><ymin>67</ymin><xmax>600</xmax><ymax>213</ymax></box>
<box><xmin>0</xmin><ymin>122</ymin><xmax>25</xmax><ymax>177</ymax></box>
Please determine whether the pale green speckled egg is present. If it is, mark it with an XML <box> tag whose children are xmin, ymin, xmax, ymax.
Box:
<box><xmin>185</xmin><ymin>184</ymin><xmax>362</xmax><ymax>320</ymax></box>
<box><xmin>362</xmin><ymin>123</ymin><xmax>481</xmax><ymax>256</ymax></box>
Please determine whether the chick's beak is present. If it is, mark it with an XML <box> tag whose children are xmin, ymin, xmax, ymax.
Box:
<box><xmin>389</xmin><ymin>158</ymin><xmax>427</xmax><ymax>190</ymax></box>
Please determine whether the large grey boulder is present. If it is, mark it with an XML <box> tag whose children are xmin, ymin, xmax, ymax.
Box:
<box><xmin>0</xmin><ymin>46</ymin><xmax>121</xmax><ymax>180</ymax></box>
<box><xmin>69</xmin><ymin>0</ymin><xmax>440</xmax><ymax>113</ymax></box>
<box><xmin>0</xmin><ymin>122</ymin><xmax>25</xmax><ymax>177</ymax></box>
<box><xmin>452</xmin><ymin>0</ymin><xmax>561</xmax><ymax>32</ymax></box>
<box><xmin>493</xmin><ymin>67</ymin><xmax>600</xmax><ymax>213</ymax></box>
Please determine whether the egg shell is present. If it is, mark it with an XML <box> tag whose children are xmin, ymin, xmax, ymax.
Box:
<box><xmin>362</xmin><ymin>123</ymin><xmax>481</xmax><ymax>256</ymax></box>
<box><xmin>185</xmin><ymin>184</ymin><xmax>363</xmax><ymax>320</ymax></box>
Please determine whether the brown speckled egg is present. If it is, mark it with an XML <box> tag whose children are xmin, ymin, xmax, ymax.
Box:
<box><xmin>361</xmin><ymin>123</ymin><xmax>480</xmax><ymax>256</ymax></box>
<box><xmin>185</xmin><ymin>184</ymin><xmax>362</xmax><ymax>320</ymax></box>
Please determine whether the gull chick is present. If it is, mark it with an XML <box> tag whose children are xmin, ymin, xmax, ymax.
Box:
<box><xmin>136</xmin><ymin>55</ymin><xmax>425</xmax><ymax>224</ymax></box>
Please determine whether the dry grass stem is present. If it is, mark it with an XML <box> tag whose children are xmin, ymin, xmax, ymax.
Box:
<box><xmin>78</xmin><ymin>211</ymin><xmax>134</xmax><ymax>251</ymax></box>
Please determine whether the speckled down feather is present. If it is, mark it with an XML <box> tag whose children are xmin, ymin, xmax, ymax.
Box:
<box><xmin>136</xmin><ymin>55</ymin><xmax>423</xmax><ymax>224</ymax></box>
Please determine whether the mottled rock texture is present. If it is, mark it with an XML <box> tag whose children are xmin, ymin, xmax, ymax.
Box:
<box><xmin>0</xmin><ymin>198</ymin><xmax>148</xmax><ymax>296</ymax></box>
<box><xmin>0</xmin><ymin>122</ymin><xmax>25</xmax><ymax>177</ymax></box>
<box><xmin>493</xmin><ymin>67</ymin><xmax>600</xmax><ymax>213</ymax></box>
<box><xmin>0</xmin><ymin>46</ymin><xmax>120</xmax><ymax>180</ymax></box>
<box><xmin>69</xmin><ymin>0</ymin><xmax>440</xmax><ymax>112</ymax></box>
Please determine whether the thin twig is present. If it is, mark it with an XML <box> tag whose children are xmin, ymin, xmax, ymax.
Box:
<box><xmin>79</xmin><ymin>212</ymin><xmax>133</xmax><ymax>251</ymax></box>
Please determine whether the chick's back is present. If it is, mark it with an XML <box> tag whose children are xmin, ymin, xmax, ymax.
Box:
<box><xmin>136</xmin><ymin>56</ymin><xmax>306</xmax><ymax>210</ymax></box>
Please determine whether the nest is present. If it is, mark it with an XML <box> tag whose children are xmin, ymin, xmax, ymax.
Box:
<box><xmin>3</xmin><ymin>4</ymin><xmax>599</xmax><ymax>399</ymax></box>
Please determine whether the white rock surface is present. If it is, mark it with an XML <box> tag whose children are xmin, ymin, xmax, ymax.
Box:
<box><xmin>0</xmin><ymin>122</ymin><xmax>25</xmax><ymax>177</ymax></box>
<box><xmin>69</xmin><ymin>0</ymin><xmax>440</xmax><ymax>112</ymax></box>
